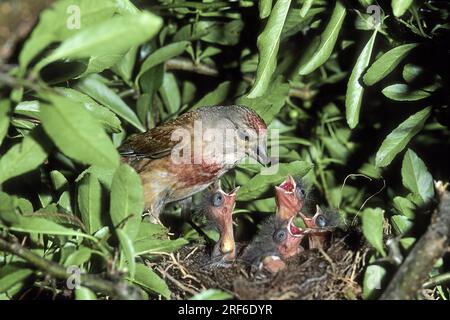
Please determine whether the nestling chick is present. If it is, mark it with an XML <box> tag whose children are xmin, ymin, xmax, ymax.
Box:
<box><xmin>275</xmin><ymin>175</ymin><xmax>308</xmax><ymax>221</ymax></box>
<box><xmin>202</xmin><ymin>182</ymin><xmax>239</xmax><ymax>265</ymax></box>
<box><xmin>274</xmin><ymin>175</ymin><xmax>339</xmax><ymax>249</ymax></box>
<box><xmin>240</xmin><ymin>215</ymin><xmax>309</xmax><ymax>273</ymax></box>
<box><xmin>119</xmin><ymin>105</ymin><xmax>269</xmax><ymax>222</ymax></box>
<box><xmin>298</xmin><ymin>205</ymin><xmax>341</xmax><ymax>249</ymax></box>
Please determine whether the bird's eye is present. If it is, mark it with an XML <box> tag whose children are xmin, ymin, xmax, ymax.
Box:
<box><xmin>238</xmin><ymin>129</ymin><xmax>250</xmax><ymax>142</ymax></box>
<box><xmin>212</xmin><ymin>192</ymin><xmax>224</xmax><ymax>207</ymax></box>
<box><xmin>295</xmin><ymin>185</ymin><xmax>306</xmax><ymax>199</ymax></box>
<box><xmin>273</xmin><ymin>229</ymin><xmax>287</xmax><ymax>243</ymax></box>
<box><xmin>316</xmin><ymin>215</ymin><xmax>328</xmax><ymax>228</ymax></box>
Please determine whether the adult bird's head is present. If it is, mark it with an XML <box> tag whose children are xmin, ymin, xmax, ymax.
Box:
<box><xmin>199</xmin><ymin>105</ymin><xmax>270</xmax><ymax>166</ymax></box>
<box><xmin>203</xmin><ymin>182</ymin><xmax>239</xmax><ymax>263</ymax></box>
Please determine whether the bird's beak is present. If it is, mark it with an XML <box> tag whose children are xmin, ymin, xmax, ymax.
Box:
<box><xmin>219</xmin><ymin>224</ymin><xmax>235</xmax><ymax>259</ymax></box>
<box><xmin>275</xmin><ymin>176</ymin><xmax>301</xmax><ymax>221</ymax></box>
<box><xmin>287</xmin><ymin>216</ymin><xmax>309</xmax><ymax>237</ymax></box>
<box><xmin>251</xmin><ymin>140</ymin><xmax>270</xmax><ymax>166</ymax></box>
<box><xmin>228</xmin><ymin>186</ymin><xmax>240</xmax><ymax>197</ymax></box>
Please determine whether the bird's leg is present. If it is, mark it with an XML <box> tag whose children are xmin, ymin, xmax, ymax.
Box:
<box><xmin>142</xmin><ymin>192</ymin><xmax>167</xmax><ymax>225</ymax></box>
<box><xmin>142</xmin><ymin>210</ymin><xmax>163</xmax><ymax>225</ymax></box>
<box><xmin>180</xmin><ymin>197</ymin><xmax>192</xmax><ymax>221</ymax></box>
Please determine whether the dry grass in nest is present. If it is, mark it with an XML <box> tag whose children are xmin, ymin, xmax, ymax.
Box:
<box><xmin>148</xmin><ymin>233</ymin><xmax>369</xmax><ymax>300</ymax></box>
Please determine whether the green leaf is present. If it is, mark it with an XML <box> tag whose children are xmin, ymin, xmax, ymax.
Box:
<box><xmin>0</xmin><ymin>100</ymin><xmax>10</xmax><ymax>147</ymax></box>
<box><xmin>0</xmin><ymin>191</ymin><xmax>17</xmax><ymax>220</ymax></box>
<box><xmin>4</xmin><ymin>215</ymin><xmax>93</xmax><ymax>240</ymax></box>
<box><xmin>64</xmin><ymin>246</ymin><xmax>93</xmax><ymax>267</ymax></box>
<box><xmin>238</xmin><ymin>161</ymin><xmax>312</xmax><ymax>201</ymax></box>
<box><xmin>19</xmin><ymin>0</ymin><xmax>117</xmax><ymax>71</ymax></box>
<box><xmin>393</xmin><ymin>196</ymin><xmax>416</xmax><ymax>219</ymax></box>
<box><xmin>237</xmin><ymin>77</ymin><xmax>289</xmax><ymax>124</ymax></box>
<box><xmin>131</xmin><ymin>263</ymin><xmax>171</xmax><ymax>299</ymax></box>
<box><xmin>77</xmin><ymin>173</ymin><xmax>104</xmax><ymax>234</ymax></box>
<box><xmin>382</xmin><ymin>84</ymin><xmax>433</xmax><ymax>101</ymax></box>
<box><xmin>35</xmin><ymin>12</ymin><xmax>163</xmax><ymax>71</ymax></box>
<box><xmin>400</xmin><ymin>237</ymin><xmax>416</xmax><ymax>250</ymax></box>
<box><xmin>363</xmin><ymin>264</ymin><xmax>386</xmax><ymax>299</ymax></box>
<box><xmin>14</xmin><ymin>101</ymin><xmax>40</xmax><ymax>120</ymax></box>
<box><xmin>247</xmin><ymin>0</ymin><xmax>291</xmax><ymax>98</ymax></box>
<box><xmin>299</xmin><ymin>0</ymin><xmax>314</xmax><ymax>17</ymax></box>
<box><xmin>0</xmin><ymin>129</ymin><xmax>49</xmax><ymax>185</ymax></box>
<box><xmin>79</xmin><ymin>165</ymin><xmax>116</xmax><ymax>189</ymax></box>
<box><xmin>298</xmin><ymin>1</ymin><xmax>346</xmax><ymax>75</ymax></box>
<box><xmin>391</xmin><ymin>215</ymin><xmax>413</xmax><ymax>235</ymax></box>
<box><xmin>135</xmin><ymin>221</ymin><xmax>168</xmax><ymax>241</ymax></box>
<box><xmin>113</xmin><ymin>46</ymin><xmax>138</xmax><ymax>84</ymax></box>
<box><xmin>40</xmin><ymin>93</ymin><xmax>119</xmax><ymax>167</ymax></box>
<box><xmin>201</xmin><ymin>20</ymin><xmax>244</xmax><ymax>46</ymax></box>
<box><xmin>194</xmin><ymin>81</ymin><xmax>232</xmax><ymax>109</ymax></box>
<box><xmin>135</xmin><ymin>41</ymin><xmax>190</xmax><ymax>88</ymax></box>
<box><xmin>363</xmin><ymin>43</ymin><xmax>418</xmax><ymax>86</ymax></box>
<box><xmin>56</xmin><ymin>87</ymin><xmax>122</xmax><ymax>133</ymax></box>
<box><xmin>78</xmin><ymin>53</ymin><xmax>123</xmax><ymax>78</ymax></box>
<box><xmin>190</xmin><ymin>289</ymin><xmax>233</xmax><ymax>300</ymax></box>
<box><xmin>160</xmin><ymin>73</ymin><xmax>181</xmax><ymax>113</ymax></box>
<box><xmin>76</xmin><ymin>75</ymin><xmax>145</xmax><ymax>132</ymax></box>
<box><xmin>392</xmin><ymin>0</ymin><xmax>413</xmax><ymax>17</ymax></box>
<box><xmin>75</xmin><ymin>287</ymin><xmax>97</xmax><ymax>300</ymax></box>
<box><xmin>110</xmin><ymin>164</ymin><xmax>144</xmax><ymax>241</ymax></box>
<box><xmin>345</xmin><ymin>30</ymin><xmax>377</xmax><ymax>129</ymax></box>
<box><xmin>134</xmin><ymin>238</ymin><xmax>189</xmax><ymax>256</ymax></box>
<box><xmin>375</xmin><ymin>107</ymin><xmax>431</xmax><ymax>167</ymax></box>
<box><xmin>259</xmin><ymin>0</ymin><xmax>272</xmax><ymax>19</ymax></box>
<box><xmin>50</xmin><ymin>170</ymin><xmax>68</xmax><ymax>192</ymax></box>
<box><xmin>117</xmin><ymin>229</ymin><xmax>136</xmax><ymax>278</ymax></box>
<box><xmin>401</xmin><ymin>149</ymin><xmax>435</xmax><ymax>203</ymax></box>
<box><xmin>0</xmin><ymin>264</ymin><xmax>34</xmax><ymax>293</ymax></box>
<box><xmin>361</xmin><ymin>208</ymin><xmax>386</xmax><ymax>256</ymax></box>
<box><xmin>281</xmin><ymin>7</ymin><xmax>325</xmax><ymax>40</ymax></box>
<box><xmin>402</xmin><ymin>64</ymin><xmax>437</xmax><ymax>84</ymax></box>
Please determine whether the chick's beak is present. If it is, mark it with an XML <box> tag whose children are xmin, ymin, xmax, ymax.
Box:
<box><xmin>218</xmin><ymin>190</ymin><xmax>238</xmax><ymax>260</ymax></box>
<box><xmin>275</xmin><ymin>176</ymin><xmax>300</xmax><ymax>221</ymax></box>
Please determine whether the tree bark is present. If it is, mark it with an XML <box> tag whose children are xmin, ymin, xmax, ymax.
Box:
<box><xmin>380</xmin><ymin>186</ymin><xmax>450</xmax><ymax>300</ymax></box>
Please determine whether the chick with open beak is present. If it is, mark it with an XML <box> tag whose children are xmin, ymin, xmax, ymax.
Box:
<box><xmin>274</xmin><ymin>175</ymin><xmax>338</xmax><ymax>249</ymax></box>
<box><xmin>298</xmin><ymin>205</ymin><xmax>340</xmax><ymax>249</ymax></box>
<box><xmin>275</xmin><ymin>175</ymin><xmax>308</xmax><ymax>221</ymax></box>
<box><xmin>203</xmin><ymin>183</ymin><xmax>239</xmax><ymax>265</ymax></box>
<box><xmin>240</xmin><ymin>215</ymin><xmax>309</xmax><ymax>273</ymax></box>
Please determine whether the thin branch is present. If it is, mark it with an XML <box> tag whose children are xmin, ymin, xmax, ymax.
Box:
<box><xmin>150</xmin><ymin>1</ymin><xmax>248</xmax><ymax>11</ymax></box>
<box><xmin>380</xmin><ymin>183</ymin><xmax>450</xmax><ymax>300</ymax></box>
<box><xmin>165</xmin><ymin>58</ymin><xmax>316</xmax><ymax>101</ymax></box>
<box><xmin>0</xmin><ymin>71</ymin><xmax>39</xmax><ymax>91</ymax></box>
<box><xmin>0</xmin><ymin>236</ymin><xmax>143</xmax><ymax>300</ymax></box>
<box><xmin>423</xmin><ymin>272</ymin><xmax>450</xmax><ymax>289</ymax></box>
<box><xmin>165</xmin><ymin>57</ymin><xmax>219</xmax><ymax>77</ymax></box>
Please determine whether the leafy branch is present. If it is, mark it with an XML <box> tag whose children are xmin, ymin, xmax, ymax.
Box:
<box><xmin>0</xmin><ymin>235</ymin><xmax>143</xmax><ymax>300</ymax></box>
<box><xmin>381</xmin><ymin>183</ymin><xmax>450</xmax><ymax>300</ymax></box>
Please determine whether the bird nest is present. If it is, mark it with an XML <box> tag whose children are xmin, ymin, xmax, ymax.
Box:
<box><xmin>148</xmin><ymin>232</ymin><xmax>369</xmax><ymax>300</ymax></box>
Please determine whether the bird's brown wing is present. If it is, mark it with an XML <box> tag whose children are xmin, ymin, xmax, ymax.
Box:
<box><xmin>118</xmin><ymin>111</ymin><xmax>195</xmax><ymax>160</ymax></box>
